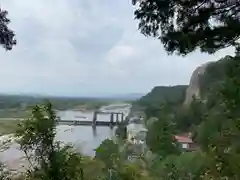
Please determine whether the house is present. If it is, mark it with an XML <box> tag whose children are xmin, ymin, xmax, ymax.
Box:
<box><xmin>174</xmin><ymin>134</ymin><xmax>197</xmax><ymax>151</ymax></box>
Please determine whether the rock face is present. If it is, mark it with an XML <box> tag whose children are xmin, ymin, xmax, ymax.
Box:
<box><xmin>184</xmin><ymin>62</ymin><xmax>214</xmax><ymax>105</ymax></box>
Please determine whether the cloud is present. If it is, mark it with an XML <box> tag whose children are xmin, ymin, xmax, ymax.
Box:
<box><xmin>0</xmin><ymin>0</ymin><xmax>235</xmax><ymax>96</ymax></box>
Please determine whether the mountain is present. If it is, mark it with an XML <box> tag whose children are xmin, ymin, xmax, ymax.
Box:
<box><xmin>99</xmin><ymin>93</ymin><xmax>145</xmax><ymax>101</ymax></box>
<box><xmin>184</xmin><ymin>61</ymin><xmax>214</xmax><ymax>105</ymax></box>
<box><xmin>184</xmin><ymin>55</ymin><xmax>232</xmax><ymax>105</ymax></box>
<box><xmin>135</xmin><ymin>85</ymin><xmax>188</xmax><ymax>107</ymax></box>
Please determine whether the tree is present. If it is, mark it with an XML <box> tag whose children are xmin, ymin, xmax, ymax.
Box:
<box><xmin>146</xmin><ymin>112</ymin><xmax>179</xmax><ymax>158</ymax></box>
<box><xmin>116</xmin><ymin>162</ymin><xmax>152</xmax><ymax>180</ymax></box>
<box><xmin>115</xmin><ymin>122</ymin><xmax>127</xmax><ymax>140</ymax></box>
<box><xmin>153</xmin><ymin>151</ymin><xmax>208</xmax><ymax>180</ymax></box>
<box><xmin>144</xmin><ymin>104</ymin><xmax>161</xmax><ymax>119</ymax></box>
<box><xmin>194</xmin><ymin>56</ymin><xmax>240</xmax><ymax>179</ymax></box>
<box><xmin>80</xmin><ymin>157</ymin><xmax>106</xmax><ymax>180</ymax></box>
<box><xmin>175</xmin><ymin>96</ymin><xmax>206</xmax><ymax>132</ymax></box>
<box><xmin>95</xmin><ymin>139</ymin><xmax>121</xmax><ymax>170</ymax></box>
<box><xmin>0</xmin><ymin>8</ymin><xmax>16</xmax><ymax>50</ymax></box>
<box><xmin>133</xmin><ymin>0</ymin><xmax>240</xmax><ymax>55</ymax></box>
<box><xmin>207</xmin><ymin>56</ymin><xmax>240</xmax><ymax>179</ymax></box>
<box><xmin>15</xmin><ymin>102</ymin><xmax>84</xmax><ymax>180</ymax></box>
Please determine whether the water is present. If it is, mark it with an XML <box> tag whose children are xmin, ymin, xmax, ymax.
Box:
<box><xmin>55</xmin><ymin>111</ymin><xmax>125</xmax><ymax>156</ymax></box>
<box><xmin>0</xmin><ymin>104</ymin><xmax>131</xmax><ymax>170</ymax></box>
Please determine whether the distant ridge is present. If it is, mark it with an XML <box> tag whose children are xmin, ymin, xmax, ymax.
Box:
<box><xmin>102</xmin><ymin>93</ymin><xmax>144</xmax><ymax>100</ymax></box>
<box><xmin>134</xmin><ymin>85</ymin><xmax>187</xmax><ymax>106</ymax></box>
<box><xmin>0</xmin><ymin>93</ymin><xmax>144</xmax><ymax>101</ymax></box>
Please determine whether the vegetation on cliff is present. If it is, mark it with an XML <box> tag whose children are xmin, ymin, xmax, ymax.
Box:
<box><xmin>136</xmin><ymin>55</ymin><xmax>234</xmax><ymax>112</ymax></box>
<box><xmin>199</xmin><ymin>56</ymin><xmax>233</xmax><ymax>98</ymax></box>
<box><xmin>135</xmin><ymin>85</ymin><xmax>187</xmax><ymax>107</ymax></box>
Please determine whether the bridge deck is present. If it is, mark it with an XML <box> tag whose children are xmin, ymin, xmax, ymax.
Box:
<box><xmin>95</xmin><ymin>111</ymin><xmax>124</xmax><ymax>115</ymax></box>
<box><xmin>57</xmin><ymin>120</ymin><xmax>120</xmax><ymax>126</ymax></box>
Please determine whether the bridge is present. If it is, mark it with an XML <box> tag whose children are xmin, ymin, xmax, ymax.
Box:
<box><xmin>57</xmin><ymin>110</ymin><xmax>125</xmax><ymax>127</ymax></box>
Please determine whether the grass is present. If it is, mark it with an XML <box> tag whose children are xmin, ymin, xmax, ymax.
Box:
<box><xmin>0</xmin><ymin>119</ymin><xmax>21</xmax><ymax>135</ymax></box>
<box><xmin>0</xmin><ymin>109</ymin><xmax>29</xmax><ymax>118</ymax></box>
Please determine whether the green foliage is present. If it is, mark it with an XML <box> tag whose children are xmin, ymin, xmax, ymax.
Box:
<box><xmin>136</xmin><ymin>86</ymin><xmax>187</xmax><ymax>108</ymax></box>
<box><xmin>146</xmin><ymin>110</ymin><xmax>179</xmax><ymax>158</ymax></box>
<box><xmin>153</xmin><ymin>151</ymin><xmax>207</xmax><ymax>180</ymax></box>
<box><xmin>144</xmin><ymin>104</ymin><xmax>162</xmax><ymax>119</ymax></box>
<box><xmin>0</xmin><ymin>101</ymin><xmax>151</xmax><ymax>180</ymax></box>
<box><xmin>131</xmin><ymin>56</ymin><xmax>240</xmax><ymax>179</ymax></box>
<box><xmin>15</xmin><ymin>101</ymin><xmax>84</xmax><ymax>180</ymax></box>
<box><xmin>195</xmin><ymin>111</ymin><xmax>222</xmax><ymax>151</ymax></box>
<box><xmin>194</xmin><ymin>56</ymin><xmax>240</xmax><ymax>179</ymax></box>
<box><xmin>134</xmin><ymin>0</ymin><xmax>240</xmax><ymax>55</ymax></box>
<box><xmin>95</xmin><ymin>139</ymin><xmax>120</xmax><ymax>170</ymax></box>
<box><xmin>132</xmin><ymin>1</ymin><xmax>240</xmax><ymax>178</ymax></box>
<box><xmin>175</xmin><ymin>97</ymin><xmax>206</xmax><ymax>132</ymax></box>
<box><xmin>199</xmin><ymin>56</ymin><xmax>232</xmax><ymax>98</ymax></box>
<box><xmin>0</xmin><ymin>163</ymin><xmax>10</xmax><ymax>180</ymax></box>
<box><xmin>80</xmin><ymin>158</ymin><xmax>105</xmax><ymax>180</ymax></box>
<box><xmin>115</xmin><ymin>162</ymin><xmax>152</xmax><ymax>180</ymax></box>
<box><xmin>115</xmin><ymin>123</ymin><xmax>127</xmax><ymax>140</ymax></box>
<box><xmin>0</xmin><ymin>8</ymin><xmax>16</xmax><ymax>50</ymax></box>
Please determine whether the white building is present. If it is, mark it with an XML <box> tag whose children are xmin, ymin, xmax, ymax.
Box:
<box><xmin>127</xmin><ymin>123</ymin><xmax>147</xmax><ymax>145</ymax></box>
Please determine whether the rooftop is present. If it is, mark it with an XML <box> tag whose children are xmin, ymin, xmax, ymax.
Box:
<box><xmin>174</xmin><ymin>135</ymin><xmax>193</xmax><ymax>144</ymax></box>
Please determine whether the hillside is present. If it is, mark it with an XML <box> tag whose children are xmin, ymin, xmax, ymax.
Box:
<box><xmin>198</xmin><ymin>56</ymin><xmax>232</xmax><ymax>96</ymax></box>
<box><xmin>184</xmin><ymin>62</ymin><xmax>214</xmax><ymax>105</ymax></box>
<box><xmin>135</xmin><ymin>56</ymin><xmax>232</xmax><ymax>109</ymax></box>
<box><xmin>184</xmin><ymin>55</ymin><xmax>232</xmax><ymax>105</ymax></box>
<box><xmin>135</xmin><ymin>85</ymin><xmax>188</xmax><ymax>107</ymax></box>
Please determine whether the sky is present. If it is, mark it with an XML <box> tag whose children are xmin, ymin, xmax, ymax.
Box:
<box><xmin>0</xmin><ymin>0</ymin><xmax>235</xmax><ymax>97</ymax></box>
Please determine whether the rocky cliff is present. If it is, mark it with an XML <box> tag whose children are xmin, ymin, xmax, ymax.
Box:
<box><xmin>135</xmin><ymin>56</ymin><xmax>231</xmax><ymax>107</ymax></box>
<box><xmin>184</xmin><ymin>61</ymin><xmax>214</xmax><ymax>105</ymax></box>
<box><xmin>184</xmin><ymin>56</ymin><xmax>233</xmax><ymax>105</ymax></box>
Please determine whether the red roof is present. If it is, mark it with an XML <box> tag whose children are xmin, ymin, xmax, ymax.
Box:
<box><xmin>174</xmin><ymin>135</ymin><xmax>193</xmax><ymax>143</ymax></box>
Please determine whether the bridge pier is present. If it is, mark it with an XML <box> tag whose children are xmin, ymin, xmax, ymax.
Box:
<box><xmin>110</xmin><ymin>113</ymin><xmax>114</xmax><ymax>124</ymax></box>
<box><xmin>92</xmin><ymin>126</ymin><xmax>97</xmax><ymax>137</ymax></box>
<box><xmin>121</xmin><ymin>113</ymin><xmax>124</xmax><ymax>122</ymax></box>
<box><xmin>116</xmin><ymin>114</ymin><xmax>119</xmax><ymax>123</ymax></box>
<box><xmin>92</xmin><ymin>111</ymin><xmax>97</xmax><ymax>126</ymax></box>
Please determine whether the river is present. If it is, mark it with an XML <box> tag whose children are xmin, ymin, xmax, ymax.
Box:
<box><xmin>0</xmin><ymin>103</ymin><xmax>131</xmax><ymax>171</ymax></box>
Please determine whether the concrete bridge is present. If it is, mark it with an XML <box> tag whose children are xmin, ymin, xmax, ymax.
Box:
<box><xmin>57</xmin><ymin>110</ymin><xmax>125</xmax><ymax>127</ymax></box>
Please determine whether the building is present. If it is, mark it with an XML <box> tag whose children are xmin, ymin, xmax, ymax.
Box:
<box><xmin>174</xmin><ymin>134</ymin><xmax>197</xmax><ymax>151</ymax></box>
<box><xmin>126</xmin><ymin>122</ymin><xmax>148</xmax><ymax>162</ymax></box>
<box><xmin>127</xmin><ymin>123</ymin><xmax>147</xmax><ymax>145</ymax></box>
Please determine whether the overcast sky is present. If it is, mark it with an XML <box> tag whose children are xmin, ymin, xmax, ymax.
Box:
<box><xmin>0</xmin><ymin>0</ymin><xmax>235</xmax><ymax>97</ymax></box>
